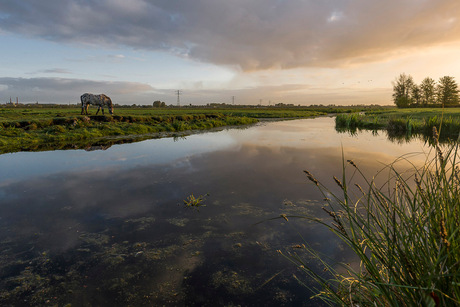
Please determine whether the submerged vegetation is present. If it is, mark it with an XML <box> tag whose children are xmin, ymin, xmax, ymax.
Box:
<box><xmin>281</xmin><ymin>128</ymin><xmax>460</xmax><ymax>306</ymax></box>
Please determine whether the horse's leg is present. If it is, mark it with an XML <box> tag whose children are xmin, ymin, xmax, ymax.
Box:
<box><xmin>96</xmin><ymin>106</ymin><xmax>100</xmax><ymax>115</ymax></box>
<box><xmin>85</xmin><ymin>104</ymin><xmax>89</xmax><ymax>115</ymax></box>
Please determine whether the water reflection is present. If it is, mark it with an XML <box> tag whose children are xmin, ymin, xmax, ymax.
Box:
<box><xmin>0</xmin><ymin>117</ymin><xmax>432</xmax><ymax>306</ymax></box>
<box><xmin>336</xmin><ymin>125</ymin><xmax>459</xmax><ymax>146</ymax></box>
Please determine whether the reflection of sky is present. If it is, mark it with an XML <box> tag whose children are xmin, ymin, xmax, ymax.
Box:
<box><xmin>0</xmin><ymin>117</ymin><xmax>439</xmax><ymax>305</ymax></box>
<box><xmin>0</xmin><ymin>117</ymin><xmax>431</xmax><ymax>184</ymax></box>
<box><xmin>0</xmin><ymin>132</ymin><xmax>238</xmax><ymax>183</ymax></box>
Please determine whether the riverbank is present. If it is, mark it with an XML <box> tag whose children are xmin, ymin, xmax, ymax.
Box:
<box><xmin>336</xmin><ymin>108</ymin><xmax>460</xmax><ymax>142</ymax></box>
<box><xmin>0</xmin><ymin>113</ymin><xmax>259</xmax><ymax>153</ymax></box>
<box><xmin>1</xmin><ymin>105</ymin><xmax>374</xmax><ymax>153</ymax></box>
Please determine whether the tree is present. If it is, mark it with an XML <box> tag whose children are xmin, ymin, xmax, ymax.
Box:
<box><xmin>392</xmin><ymin>73</ymin><xmax>415</xmax><ymax>107</ymax></box>
<box><xmin>153</xmin><ymin>100</ymin><xmax>166</xmax><ymax>108</ymax></box>
<box><xmin>411</xmin><ymin>85</ymin><xmax>421</xmax><ymax>105</ymax></box>
<box><xmin>437</xmin><ymin>76</ymin><xmax>459</xmax><ymax>106</ymax></box>
<box><xmin>420</xmin><ymin>77</ymin><xmax>436</xmax><ymax>106</ymax></box>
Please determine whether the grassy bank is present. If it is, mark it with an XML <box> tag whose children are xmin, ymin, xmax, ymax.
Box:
<box><xmin>0</xmin><ymin>105</ymin><xmax>389</xmax><ymax>153</ymax></box>
<box><xmin>0</xmin><ymin>111</ymin><xmax>257</xmax><ymax>153</ymax></box>
<box><xmin>281</xmin><ymin>129</ymin><xmax>460</xmax><ymax>306</ymax></box>
<box><xmin>335</xmin><ymin>108</ymin><xmax>460</xmax><ymax>141</ymax></box>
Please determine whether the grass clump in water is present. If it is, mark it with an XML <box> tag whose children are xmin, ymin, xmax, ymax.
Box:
<box><xmin>281</xmin><ymin>127</ymin><xmax>460</xmax><ymax>306</ymax></box>
<box><xmin>183</xmin><ymin>193</ymin><xmax>209</xmax><ymax>210</ymax></box>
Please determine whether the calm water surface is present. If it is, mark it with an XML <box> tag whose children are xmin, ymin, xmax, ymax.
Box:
<box><xmin>0</xmin><ymin>117</ymin><xmax>430</xmax><ymax>306</ymax></box>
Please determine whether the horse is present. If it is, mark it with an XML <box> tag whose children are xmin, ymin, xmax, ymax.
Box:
<box><xmin>80</xmin><ymin>93</ymin><xmax>114</xmax><ymax>115</ymax></box>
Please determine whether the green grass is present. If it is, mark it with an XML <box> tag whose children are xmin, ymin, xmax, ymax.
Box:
<box><xmin>0</xmin><ymin>105</ymin><xmax>389</xmax><ymax>153</ymax></box>
<box><xmin>280</xmin><ymin>128</ymin><xmax>460</xmax><ymax>306</ymax></box>
<box><xmin>336</xmin><ymin>108</ymin><xmax>460</xmax><ymax>142</ymax></box>
<box><xmin>2</xmin><ymin>104</ymin><xmax>376</xmax><ymax>153</ymax></box>
<box><xmin>0</xmin><ymin>110</ymin><xmax>259</xmax><ymax>153</ymax></box>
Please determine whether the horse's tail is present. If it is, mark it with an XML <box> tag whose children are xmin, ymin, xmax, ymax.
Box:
<box><xmin>81</xmin><ymin>93</ymin><xmax>90</xmax><ymax>106</ymax></box>
<box><xmin>81</xmin><ymin>93</ymin><xmax>90</xmax><ymax>114</ymax></box>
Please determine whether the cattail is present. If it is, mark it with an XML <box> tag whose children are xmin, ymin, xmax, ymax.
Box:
<box><xmin>322</xmin><ymin>207</ymin><xmax>336</xmax><ymax>218</ymax></box>
<box><xmin>440</xmin><ymin>219</ymin><xmax>450</xmax><ymax>247</ymax></box>
<box><xmin>436</xmin><ymin>145</ymin><xmax>444</xmax><ymax>166</ymax></box>
<box><xmin>323</xmin><ymin>207</ymin><xmax>346</xmax><ymax>235</ymax></box>
<box><xmin>347</xmin><ymin>159</ymin><xmax>358</xmax><ymax>168</ymax></box>
<box><xmin>414</xmin><ymin>174</ymin><xmax>427</xmax><ymax>200</ymax></box>
<box><xmin>333</xmin><ymin>176</ymin><xmax>344</xmax><ymax>190</ymax></box>
<box><xmin>303</xmin><ymin>170</ymin><xmax>319</xmax><ymax>186</ymax></box>
<box><xmin>433</xmin><ymin>126</ymin><xmax>439</xmax><ymax>143</ymax></box>
<box><xmin>332</xmin><ymin>222</ymin><xmax>346</xmax><ymax>235</ymax></box>
<box><xmin>432</xmin><ymin>126</ymin><xmax>445</xmax><ymax>165</ymax></box>
<box><xmin>355</xmin><ymin>183</ymin><xmax>365</xmax><ymax>195</ymax></box>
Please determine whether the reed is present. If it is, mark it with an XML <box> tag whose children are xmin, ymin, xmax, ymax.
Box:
<box><xmin>280</xmin><ymin>128</ymin><xmax>460</xmax><ymax>306</ymax></box>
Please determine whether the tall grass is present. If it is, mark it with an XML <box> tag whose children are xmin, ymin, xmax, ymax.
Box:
<box><xmin>281</xmin><ymin>127</ymin><xmax>460</xmax><ymax>306</ymax></box>
<box><xmin>336</xmin><ymin>112</ymin><xmax>460</xmax><ymax>141</ymax></box>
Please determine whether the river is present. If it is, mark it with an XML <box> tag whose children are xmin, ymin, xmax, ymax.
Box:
<box><xmin>0</xmin><ymin>117</ymin><xmax>431</xmax><ymax>306</ymax></box>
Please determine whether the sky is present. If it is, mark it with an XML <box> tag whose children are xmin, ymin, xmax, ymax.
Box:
<box><xmin>1</xmin><ymin>0</ymin><xmax>460</xmax><ymax>106</ymax></box>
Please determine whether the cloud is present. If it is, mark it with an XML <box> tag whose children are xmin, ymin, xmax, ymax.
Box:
<box><xmin>28</xmin><ymin>68</ymin><xmax>73</xmax><ymax>75</ymax></box>
<box><xmin>0</xmin><ymin>77</ymin><xmax>155</xmax><ymax>103</ymax></box>
<box><xmin>1</xmin><ymin>0</ymin><xmax>459</xmax><ymax>71</ymax></box>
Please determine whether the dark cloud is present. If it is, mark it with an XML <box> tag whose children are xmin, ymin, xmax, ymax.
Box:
<box><xmin>0</xmin><ymin>77</ymin><xmax>155</xmax><ymax>103</ymax></box>
<box><xmin>1</xmin><ymin>0</ymin><xmax>459</xmax><ymax>70</ymax></box>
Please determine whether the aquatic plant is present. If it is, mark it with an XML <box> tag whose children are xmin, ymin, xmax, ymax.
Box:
<box><xmin>183</xmin><ymin>193</ymin><xmax>209</xmax><ymax>210</ymax></box>
<box><xmin>280</xmin><ymin>128</ymin><xmax>460</xmax><ymax>306</ymax></box>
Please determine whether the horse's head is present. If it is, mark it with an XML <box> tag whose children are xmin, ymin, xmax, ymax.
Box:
<box><xmin>105</xmin><ymin>96</ymin><xmax>114</xmax><ymax>114</ymax></box>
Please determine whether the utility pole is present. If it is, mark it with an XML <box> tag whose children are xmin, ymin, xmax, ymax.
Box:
<box><xmin>231</xmin><ymin>96</ymin><xmax>235</xmax><ymax>105</ymax></box>
<box><xmin>176</xmin><ymin>90</ymin><xmax>182</xmax><ymax>107</ymax></box>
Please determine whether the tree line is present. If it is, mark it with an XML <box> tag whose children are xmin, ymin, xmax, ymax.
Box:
<box><xmin>392</xmin><ymin>73</ymin><xmax>459</xmax><ymax>107</ymax></box>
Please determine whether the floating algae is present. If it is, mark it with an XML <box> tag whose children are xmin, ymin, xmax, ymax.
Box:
<box><xmin>167</xmin><ymin>218</ymin><xmax>189</xmax><ymax>227</ymax></box>
<box><xmin>211</xmin><ymin>270</ymin><xmax>253</xmax><ymax>295</ymax></box>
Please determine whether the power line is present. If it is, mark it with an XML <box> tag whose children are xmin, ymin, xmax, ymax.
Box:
<box><xmin>176</xmin><ymin>90</ymin><xmax>182</xmax><ymax>106</ymax></box>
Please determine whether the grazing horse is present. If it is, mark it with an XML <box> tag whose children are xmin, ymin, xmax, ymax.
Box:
<box><xmin>81</xmin><ymin>93</ymin><xmax>113</xmax><ymax>115</ymax></box>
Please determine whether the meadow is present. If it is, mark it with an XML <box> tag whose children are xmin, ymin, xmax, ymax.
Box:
<box><xmin>336</xmin><ymin>108</ymin><xmax>460</xmax><ymax>142</ymax></box>
<box><xmin>0</xmin><ymin>104</ymin><xmax>374</xmax><ymax>153</ymax></box>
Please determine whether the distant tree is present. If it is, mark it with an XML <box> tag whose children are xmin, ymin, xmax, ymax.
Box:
<box><xmin>392</xmin><ymin>73</ymin><xmax>415</xmax><ymax>107</ymax></box>
<box><xmin>411</xmin><ymin>84</ymin><xmax>421</xmax><ymax>105</ymax></box>
<box><xmin>420</xmin><ymin>77</ymin><xmax>437</xmax><ymax>106</ymax></box>
<box><xmin>153</xmin><ymin>100</ymin><xmax>166</xmax><ymax>107</ymax></box>
<box><xmin>437</xmin><ymin>76</ymin><xmax>459</xmax><ymax>106</ymax></box>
